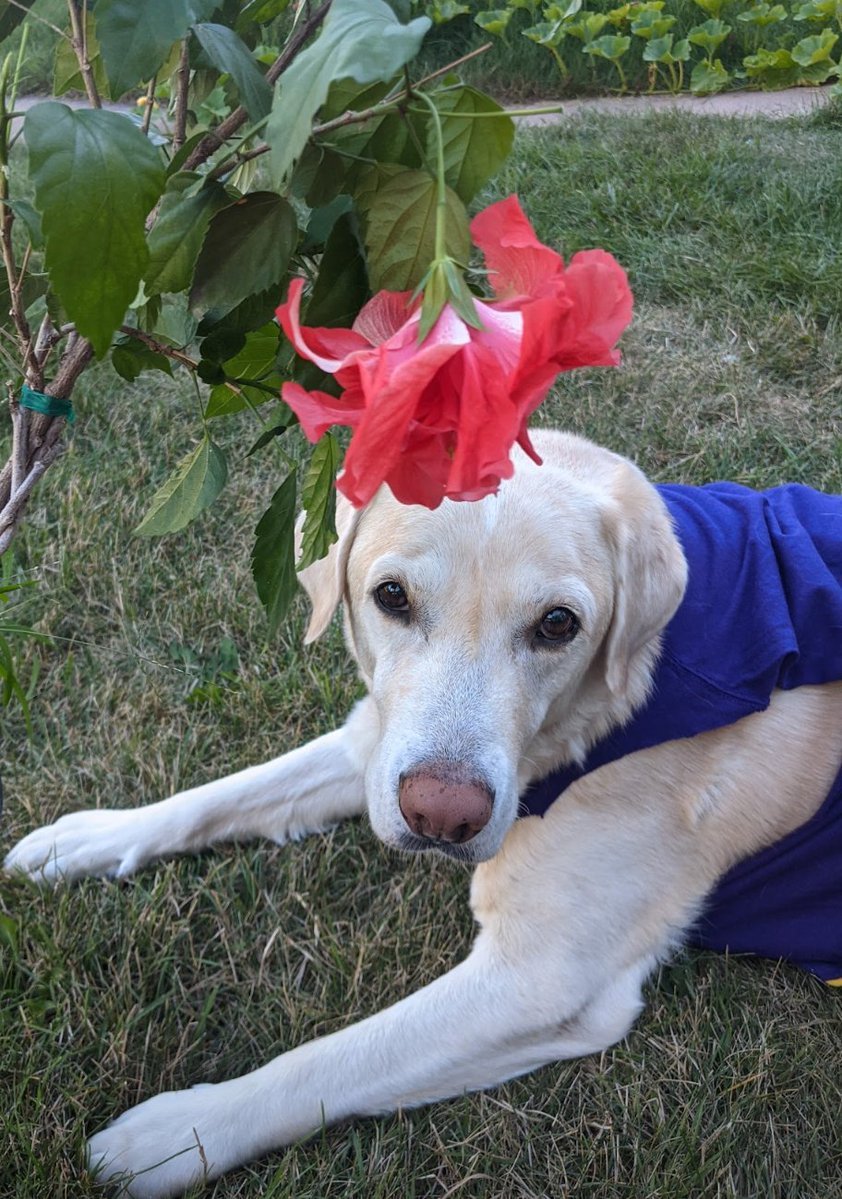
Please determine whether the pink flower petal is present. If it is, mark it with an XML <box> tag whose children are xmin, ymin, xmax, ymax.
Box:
<box><xmin>340</xmin><ymin>339</ymin><xmax>465</xmax><ymax>508</ymax></box>
<box><xmin>282</xmin><ymin>381</ymin><xmax>365</xmax><ymax>442</ymax></box>
<box><xmin>352</xmin><ymin>290</ymin><xmax>416</xmax><ymax>345</ymax></box>
<box><xmin>471</xmin><ymin>196</ymin><xmax>565</xmax><ymax>301</ymax></box>
<box><xmin>276</xmin><ymin>278</ymin><xmax>370</xmax><ymax>374</ymax></box>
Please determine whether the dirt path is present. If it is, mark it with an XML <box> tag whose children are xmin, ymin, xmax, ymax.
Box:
<box><xmin>518</xmin><ymin>86</ymin><xmax>836</xmax><ymax>125</ymax></box>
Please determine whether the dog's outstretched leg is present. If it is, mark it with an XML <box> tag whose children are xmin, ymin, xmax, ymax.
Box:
<box><xmin>4</xmin><ymin>700</ymin><xmax>375</xmax><ymax>886</ymax></box>
<box><xmin>84</xmin><ymin>784</ymin><xmax>689</xmax><ymax>1199</ymax></box>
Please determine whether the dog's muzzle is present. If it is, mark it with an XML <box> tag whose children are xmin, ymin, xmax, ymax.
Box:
<box><xmin>398</xmin><ymin>766</ymin><xmax>494</xmax><ymax>845</ymax></box>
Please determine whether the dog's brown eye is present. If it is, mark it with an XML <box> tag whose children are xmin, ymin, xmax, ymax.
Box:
<box><xmin>375</xmin><ymin>580</ymin><xmax>410</xmax><ymax>615</ymax></box>
<box><xmin>536</xmin><ymin>607</ymin><xmax>579</xmax><ymax>644</ymax></box>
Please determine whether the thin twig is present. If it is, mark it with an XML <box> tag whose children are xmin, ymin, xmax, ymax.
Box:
<box><xmin>66</xmin><ymin>0</ymin><xmax>101</xmax><ymax>109</ymax></box>
<box><xmin>3</xmin><ymin>0</ymin><xmax>68</xmax><ymax>38</ymax></box>
<box><xmin>0</xmin><ymin>451</ymin><xmax>61</xmax><ymax>552</ymax></box>
<box><xmin>182</xmin><ymin>0</ymin><xmax>331</xmax><ymax>173</ymax></box>
<box><xmin>0</xmin><ymin>202</ymin><xmax>39</xmax><ymax>384</ymax></box>
<box><xmin>207</xmin><ymin>44</ymin><xmax>495</xmax><ymax>182</ymax></box>
<box><xmin>141</xmin><ymin>75</ymin><xmax>157</xmax><ymax>137</ymax></box>
<box><xmin>172</xmin><ymin>41</ymin><xmax>190</xmax><ymax>154</ymax></box>
<box><xmin>8</xmin><ymin>385</ymin><xmax>25</xmax><ymax>496</ymax></box>
<box><xmin>118</xmin><ymin>326</ymin><xmax>198</xmax><ymax>371</ymax></box>
<box><xmin>414</xmin><ymin>42</ymin><xmax>492</xmax><ymax>90</ymax></box>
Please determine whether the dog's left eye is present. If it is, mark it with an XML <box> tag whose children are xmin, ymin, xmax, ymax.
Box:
<box><xmin>375</xmin><ymin>580</ymin><xmax>410</xmax><ymax>616</ymax></box>
<box><xmin>535</xmin><ymin>607</ymin><xmax>579</xmax><ymax>645</ymax></box>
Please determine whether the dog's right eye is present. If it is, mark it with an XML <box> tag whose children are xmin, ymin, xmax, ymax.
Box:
<box><xmin>375</xmin><ymin>580</ymin><xmax>410</xmax><ymax>616</ymax></box>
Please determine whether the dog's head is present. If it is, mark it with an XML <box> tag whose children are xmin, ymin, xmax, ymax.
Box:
<box><xmin>298</xmin><ymin>430</ymin><xmax>687</xmax><ymax>863</ymax></box>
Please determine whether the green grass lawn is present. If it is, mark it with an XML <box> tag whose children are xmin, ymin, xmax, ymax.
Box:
<box><xmin>2</xmin><ymin>108</ymin><xmax>842</xmax><ymax>1198</ymax></box>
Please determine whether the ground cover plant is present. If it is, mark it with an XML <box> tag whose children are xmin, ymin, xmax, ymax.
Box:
<box><xmin>416</xmin><ymin>0</ymin><xmax>842</xmax><ymax>97</ymax></box>
<box><xmin>2</xmin><ymin>106</ymin><xmax>842</xmax><ymax>1197</ymax></box>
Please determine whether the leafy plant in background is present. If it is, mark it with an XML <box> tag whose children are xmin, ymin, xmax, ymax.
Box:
<box><xmin>423</xmin><ymin>0</ymin><xmax>842</xmax><ymax>95</ymax></box>
<box><xmin>0</xmin><ymin>0</ymin><xmax>630</xmax><ymax>649</ymax></box>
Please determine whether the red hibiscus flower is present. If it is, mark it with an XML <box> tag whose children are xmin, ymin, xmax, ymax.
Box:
<box><xmin>277</xmin><ymin>195</ymin><xmax>632</xmax><ymax>509</ymax></box>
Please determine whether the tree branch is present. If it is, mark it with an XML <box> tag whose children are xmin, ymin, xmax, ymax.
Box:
<box><xmin>118</xmin><ymin>326</ymin><xmax>198</xmax><ymax>371</ymax></box>
<box><xmin>206</xmin><ymin>41</ymin><xmax>494</xmax><ymax>183</ymax></box>
<box><xmin>171</xmin><ymin>41</ymin><xmax>190</xmax><ymax>154</ymax></box>
<box><xmin>182</xmin><ymin>0</ymin><xmax>332</xmax><ymax>173</ymax></box>
<box><xmin>66</xmin><ymin>0</ymin><xmax>102</xmax><ymax>109</ymax></box>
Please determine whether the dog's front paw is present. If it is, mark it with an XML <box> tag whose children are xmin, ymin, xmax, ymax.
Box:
<box><xmin>4</xmin><ymin>809</ymin><xmax>145</xmax><ymax>885</ymax></box>
<box><xmin>88</xmin><ymin>1085</ymin><xmax>232</xmax><ymax>1198</ymax></box>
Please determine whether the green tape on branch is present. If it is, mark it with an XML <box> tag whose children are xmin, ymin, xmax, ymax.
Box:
<box><xmin>19</xmin><ymin>384</ymin><xmax>75</xmax><ymax>423</ymax></box>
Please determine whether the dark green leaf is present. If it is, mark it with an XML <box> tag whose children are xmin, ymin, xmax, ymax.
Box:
<box><xmin>134</xmin><ymin>434</ymin><xmax>228</xmax><ymax>536</ymax></box>
<box><xmin>690</xmin><ymin>58</ymin><xmax>731</xmax><ymax>93</ymax></box>
<box><xmin>298</xmin><ymin>435</ymin><xmax>340</xmax><ymax>569</ymax></box>
<box><xmin>111</xmin><ymin>340</ymin><xmax>173</xmax><ymax>381</ymax></box>
<box><xmin>191</xmin><ymin>23</ymin><xmax>272</xmax><ymax>121</ymax></box>
<box><xmin>94</xmin><ymin>0</ymin><xmax>219</xmax><ymax>98</ymax></box>
<box><xmin>252</xmin><ymin>471</ymin><xmax>298</xmax><ymax>634</ymax></box>
<box><xmin>190</xmin><ymin>192</ymin><xmax>297</xmax><ymax>317</ymax></box>
<box><xmin>146</xmin><ymin>175</ymin><xmax>232</xmax><ymax>296</ymax></box>
<box><xmin>358</xmin><ymin>167</ymin><xmax>470</xmax><ymax>291</ymax></box>
<box><xmin>267</xmin><ymin>0</ymin><xmax>431</xmax><ymax>186</ymax></box>
<box><xmin>246</xmin><ymin>408</ymin><xmax>296</xmax><ymax>456</ymax></box>
<box><xmin>1</xmin><ymin>199</ymin><xmax>42</xmax><ymax>248</ymax></box>
<box><xmin>26</xmin><ymin>103</ymin><xmax>165</xmax><ymax>357</ymax></box>
<box><xmin>305</xmin><ymin>212</ymin><xmax>369</xmax><ymax>327</ymax></box>
<box><xmin>237</xmin><ymin>0</ymin><xmax>292</xmax><ymax>29</ymax></box>
<box><xmin>432</xmin><ymin>87</ymin><xmax>514</xmax><ymax>204</ymax></box>
<box><xmin>0</xmin><ymin>0</ymin><xmax>35</xmax><ymax>42</ymax></box>
<box><xmin>197</xmin><ymin>285</ymin><xmax>281</xmax><ymax>337</ymax></box>
<box><xmin>204</xmin><ymin>322</ymin><xmax>282</xmax><ymax>417</ymax></box>
<box><xmin>303</xmin><ymin>195</ymin><xmax>354</xmax><ymax>251</ymax></box>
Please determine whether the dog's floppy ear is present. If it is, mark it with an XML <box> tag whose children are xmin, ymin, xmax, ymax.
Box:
<box><xmin>296</xmin><ymin>491</ymin><xmax>363</xmax><ymax>644</ymax></box>
<box><xmin>602</xmin><ymin>467</ymin><xmax>687</xmax><ymax>697</ymax></box>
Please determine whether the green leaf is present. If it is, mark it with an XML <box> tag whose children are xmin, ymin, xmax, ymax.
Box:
<box><xmin>134</xmin><ymin>434</ymin><xmax>228</xmax><ymax>536</ymax></box>
<box><xmin>687</xmin><ymin>19</ymin><xmax>731</xmax><ymax>51</ymax></box>
<box><xmin>203</xmin><ymin>323</ymin><xmax>282</xmax><ymax>418</ymax></box>
<box><xmin>111</xmin><ymin>339</ymin><xmax>173</xmax><ymax>381</ymax></box>
<box><xmin>0</xmin><ymin>0</ymin><xmax>35</xmax><ymax>41</ymax></box>
<box><xmin>298</xmin><ymin>435</ymin><xmax>339</xmax><ymax>570</ymax></box>
<box><xmin>252</xmin><ymin>471</ymin><xmax>298</xmax><ymax>634</ymax></box>
<box><xmin>737</xmin><ymin>3</ymin><xmax>787</xmax><ymax>25</ymax></box>
<box><xmin>630</xmin><ymin>12</ymin><xmax>675</xmax><ymax>36</ymax></box>
<box><xmin>583</xmin><ymin>34</ymin><xmax>631</xmax><ymax>58</ymax></box>
<box><xmin>1</xmin><ymin>199</ymin><xmax>42</xmax><ymax>248</ymax></box>
<box><xmin>305</xmin><ymin>212</ymin><xmax>369</xmax><ymax>328</ymax></box>
<box><xmin>145</xmin><ymin>174</ymin><xmax>232</xmax><ymax>296</ymax></box>
<box><xmin>191</xmin><ymin>23</ymin><xmax>273</xmax><ymax>121</ymax></box>
<box><xmin>53</xmin><ymin>10</ymin><xmax>110</xmax><ymax>99</ymax></box>
<box><xmin>523</xmin><ymin>20</ymin><xmax>568</xmax><ymax>46</ymax></box>
<box><xmin>190</xmin><ymin>192</ymin><xmax>297</xmax><ymax>317</ymax></box>
<box><xmin>94</xmin><ymin>0</ymin><xmax>219</xmax><ymax>98</ymax></box>
<box><xmin>791</xmin><ymin>29</ymin><xmax>838</xmax><ymax>66</ymax></box>
<box><xmin>690</xmin><ymin>57</ymin><xmax>731</xmax><ymax>92</ymax></box>
<box><xmin>432</xmin><ymin>87</ymin><xmax>515</xmax><ymax>205</ymax></box>
<box><xmin>474</xmin><ymin>9</ymin><xmax>512</xmax><ymax>35</ymax></box>
<box><xmin>237</xmin><ymin>0</ymin><xmax>292</xmax><ymax>26</ymax></box>
<box><xmin>246</xmin><ymin>408</ymin><xmax>297</xmax><ymax>456</ymax></box>
<box><xmin>357</xmin><ymin>167</ymin><xmax>470</xmax><ymax>291</ymax></box>
<box><xmin>267</xmin><ymin>0</ymin><xmax>431</xmax><ymax>187</ymax></box>
<box><xmin>26</xmin><ymin>103</ymin><xmax>165</xmax><ymax>357</ymax></box>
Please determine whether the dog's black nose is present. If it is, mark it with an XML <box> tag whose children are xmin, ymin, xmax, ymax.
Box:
<box><xmin>398</xmin><ymin>768</ymin><xmax>493</xmax><ymax>844</ymax></box>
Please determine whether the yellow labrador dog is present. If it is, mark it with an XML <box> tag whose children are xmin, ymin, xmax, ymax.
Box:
<box><xmin>6</xmin><ymin>430</ymin><xmax>842</xmax><ymax>1198</ymax></box>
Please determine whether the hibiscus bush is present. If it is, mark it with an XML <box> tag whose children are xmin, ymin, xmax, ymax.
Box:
<box><xmin>0</xmin><ymin>0</ymin><xmax>631</xmax><ymax>637</ymax></box>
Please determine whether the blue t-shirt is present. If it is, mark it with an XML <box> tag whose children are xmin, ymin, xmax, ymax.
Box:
<box><xmin>520</xmin><ymin>482</ymin><xmax>842</xmax><ymax>983</ymax></box>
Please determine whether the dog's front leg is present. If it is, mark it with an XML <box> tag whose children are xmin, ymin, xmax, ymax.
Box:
<box><xmin>87</xmin><ymin>813</ymin><xmax>651</xmax><ymax>1199</ymax></box>
<box><xmin>88</xmin><ymin>940</ymin><xmax>638</xmax><ymax>1199</ymax></box>
<box><xmin>4</xmin><ymin>700</ymin><xmax>376</xmax><ymax>886</ymax></box>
